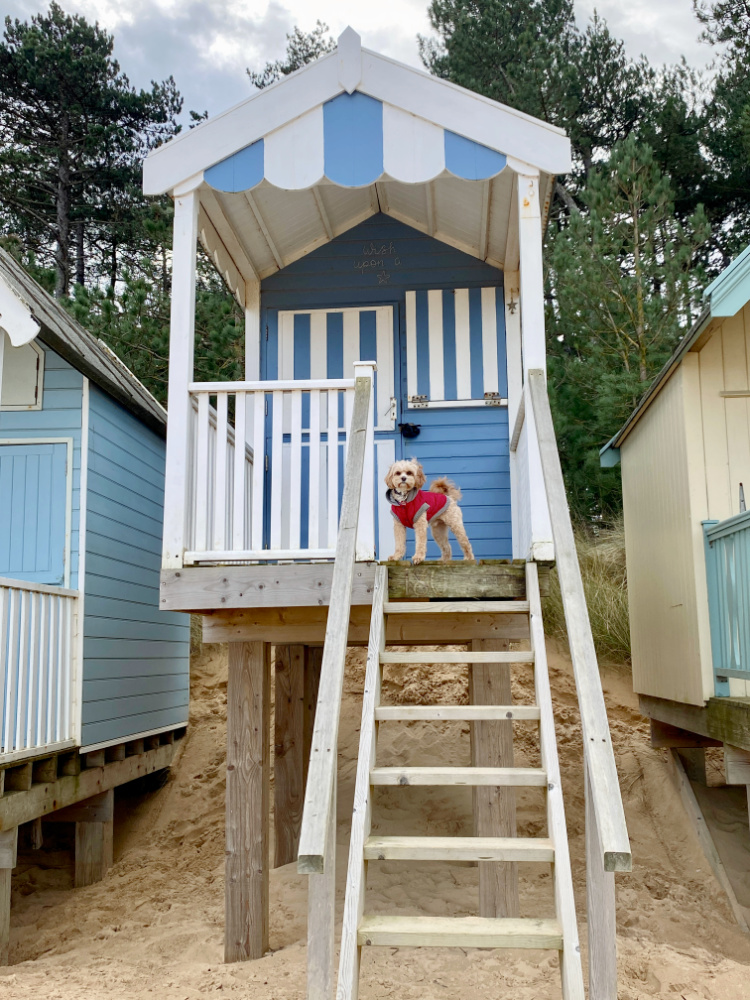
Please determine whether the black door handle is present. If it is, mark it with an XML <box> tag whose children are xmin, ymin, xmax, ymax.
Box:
<box><xmin>399</xmin><ymin>423</ymin><xmax>421</xmax><ymax>439</ymax></box>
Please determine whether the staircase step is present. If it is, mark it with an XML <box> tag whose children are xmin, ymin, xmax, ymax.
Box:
<box><xmin>374</xmin><ymin>705</ymin><xmax>540</xmax><ymax>722</ymax></box>
<box><xmin>357</xmin><ymin>915</ymin><xmax>563</xmax><ymax>949</ymax></box>
<box><xmin>364</xmin><ymin>835</ymin><xmax>554</xmax><ymax>862</ymax></box>
<box><xmin>379</xmin><ymin>650</ymin><xmax>534</xmax><ymax>665</ymax></box>
<box><xmin>370</xmin><ymin>766</ymin><xmax>547</xmax><ymax>787</ymax></box>
<box><xmin>384</xmin><ymin>601</ymin><xmax>530</xmax><ymax>615</ymax></box>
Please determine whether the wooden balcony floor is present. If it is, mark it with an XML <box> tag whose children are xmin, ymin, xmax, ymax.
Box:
<box><xmin>162</xmin><ymin>560</ymin><xmax>549</xmax><ymax>647</ymax></box>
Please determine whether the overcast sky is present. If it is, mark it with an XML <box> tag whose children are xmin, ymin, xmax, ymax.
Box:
<box><xmin>4</xmin><ymin>0</ymin><xmax>715</xmax><ymax>119</ymax></box>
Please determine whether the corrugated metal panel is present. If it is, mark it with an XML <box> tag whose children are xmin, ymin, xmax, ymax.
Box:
<box><xmin>0</xmin><ymin>346</ymin><xmax>82</xmax><ymax>588</ymax></box>
<box><xmin>81</xmin><ymin>385</ymin><xmax>190</xmax><ymax>746</ymax></box>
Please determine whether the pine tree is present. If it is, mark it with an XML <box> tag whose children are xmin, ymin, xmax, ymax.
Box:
<box><xmin>0</xmin><ymin>3</ymin><xmax>181</xmax><ymax>296</ymax></box>
<box><xmin>248</xmin><ymin>21</ymin><xmax>336</xmax><ymax>89</ymax></box>
<box><xmin>548</xmin><ymin>137</ymin><xmax>709</xmax><ymax>516</ymax></box>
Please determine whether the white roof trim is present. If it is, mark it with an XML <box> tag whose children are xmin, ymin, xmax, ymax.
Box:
<box><xmin>144</xmin><ymin>32</ymin><xmax>571</xmax><ymax>197</ymax></box>
<box><xmin>0</xmin><ymin>275</ymin><xmax>41</xmax><ymax>346</ymax></box>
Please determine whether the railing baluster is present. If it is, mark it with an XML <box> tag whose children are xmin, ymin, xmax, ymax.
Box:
<box><xmin>26</xmin><ymin>592</ymin><xmax>38</xmax><ymax>751</ymax></box>
<box><xmin>270</xmin><ymin>390</ymin><xmax>284</xmax><ymax>550</ymax></box>
<box><xmin>327</xmin><ymin>390</ymin><xmax>339</xmax><ymax>549</ymax></box>
<box><xmin>195</xmin><ymin>392</ymin><xmax>210</xmax><ymax>552</ymax></box>
<box><xmin>16</xmin><ymin>590</ymin><xmax>28</xmax><ymax>752</ymax></box>
<box><xmin>290</xmin><ymin>390</ymin><xmax>302</xmax><ymax>550</ymax></box>
<box><xmin>233</xmin><ymin>392</ymin><xmax>247</xmax><ymax>552</ymax></box>
<box><xmin>343</xmin><ymin>387</ymin><xmax>355</xmax><ymax>468</ymax></box>
<box><xmin>49</xmin><ymin>594</ymin><xmax>58</xmax><ymax>743</ymax></box>
<box><xmin>0</xmin><ymin>588</ymin><xmax>10</xmax><ymax>754</ymax></box>
<box><xmin>251</xmin><ymin>391</ymin><xmax>265</xmax><ymax>552</ymax></box>
<box><xmin>60</xmin><ymin>596</ymin><xmax>70</xmax><ymax>742</ymax></box>
<box><xmin>214</xmin><ymin>392</ymin><xmax>229</xmax><ymax>550</ymax></box>
<box><xmin>309</xmin><ymin>389</ymin><xmax>321</xmax><ymax>549</ymax></box>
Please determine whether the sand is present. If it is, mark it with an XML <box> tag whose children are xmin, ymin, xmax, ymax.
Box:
<box><xmin>2</xmin><ymin>639</ymin><xmax>750</xmax><ymax>1000</ymax></box>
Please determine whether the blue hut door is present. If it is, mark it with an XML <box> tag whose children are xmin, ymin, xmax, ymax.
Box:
<box><xmin>269</xmin><ymin>305</ymin><xmax>402</xmax><ymax>558</ymax></box>
<box><xmin>0</xmin><ymin>442</ymin><xmax>69</xmax><ymax>586</ymax></box>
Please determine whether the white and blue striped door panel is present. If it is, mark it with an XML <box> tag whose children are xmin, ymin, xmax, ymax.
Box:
<box><xmin>277</xmin><ymin>307</ymin><xmax>395</xmax><ymax>431</ymax></box>
<box><xmin>405</xmin><ymin>287</ymin><xmax>507</xmax><ymax>408</ymax></box>
<box><xmin>272</xmin><ymin>307</ymin><xmax>396</xmax><ymax>554</ymax></box>
<box><xmin>0</xmin><ymin>443</ymin><xmax>69</xmax><ymax>586</ymax></box>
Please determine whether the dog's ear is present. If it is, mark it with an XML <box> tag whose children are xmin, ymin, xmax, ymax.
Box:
<box><xmin>384</xmin><ymin>464</ymin><xmax>397</xmax><ymax>490</ymax></box>
<box><xmin>413</xmin><ymin>461</ymin><xmax>426</xmax><ymax>488</ymax></box>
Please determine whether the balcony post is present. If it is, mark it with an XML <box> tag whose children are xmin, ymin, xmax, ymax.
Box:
<box><xmin>354</xmin><ymin>361</ymin><xmax>376</xmax><ymax>561</ymax></box>
<box><xmin>162</xmin><ymin>188</ymin><xmax>199</xmax><ymax>569</ymax></box>
<box><xmin>516</xmin><ymin>171</ymin><xmax>553</xmax><ymax>561</ymax></box>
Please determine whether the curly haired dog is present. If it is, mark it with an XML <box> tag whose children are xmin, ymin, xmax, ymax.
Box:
<box><xmin>384</xmin><ymin>459</ymin><xmax>474</xmax><ymax>565</ymax></box>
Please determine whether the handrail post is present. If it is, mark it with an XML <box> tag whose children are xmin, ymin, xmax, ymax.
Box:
<box><xmin>354</xmin><ymin>362</ymin><xmax>376</xmax><ymax>562</ymax></box>
<box><xmin>585</xmin><ymin>760</ymin><xmax>617</xmax><ymax>999</ymax></box>
<box><xmin>526</xmin><ymin>368</ymin><xmax>630</xmax><ymax>998</ymax></box>
<box><xmin>297</xmin><ymin>373</ymin><xmax>373</xmax><ymax>1000</ymax></box>
<box><xmin>162</xmin><ymin>188</ymin><xmax>198</xmax><ymax>569</ymax></box>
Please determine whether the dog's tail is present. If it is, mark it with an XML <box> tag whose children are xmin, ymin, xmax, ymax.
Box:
<box><xmin>429</xmin><ymin>477</ymin><xmax>462</xmax><ymax>502</ymax></box>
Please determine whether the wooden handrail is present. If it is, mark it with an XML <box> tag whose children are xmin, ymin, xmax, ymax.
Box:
<box><xmin>298</xmin><ymin>372</ymin><xmax>373</xmax><ymax>875</ymax></box>
<box><xmin>189</xmin><ymin>378</ymin><xmax>356</xmax><ymax>393</ymax></box>
<box><xmin>527</xmin><ymin>369</ymin><xmax>632</xmax><ymax>873</ymax></box>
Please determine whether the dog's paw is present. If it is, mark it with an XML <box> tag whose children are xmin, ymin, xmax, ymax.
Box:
<box><xmin>387</xmin><ymin>554</ymin><xmax>400</xmax><ymax>562</ymax></box>
<box><xmin>411</xmin><ymin>554</ymin><xmax>424</xmax><ymax>565</ymax></box>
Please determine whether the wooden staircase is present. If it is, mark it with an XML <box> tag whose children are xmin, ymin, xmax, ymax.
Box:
<box><xmin>337</xmin><ymin>561</ymin><xmax>584</xmax><ymax>1000</ymax></box>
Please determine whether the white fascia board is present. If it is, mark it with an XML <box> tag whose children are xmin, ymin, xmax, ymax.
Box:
<box><xmin>0</xmin><ymin>276</ymin><xmax>41</xmax><ymax>346</ymax></box>
<box><xmin>143</xmin><ymin>53</ymin><xmax>342</xmax><ymax>196</ymax></box>
<box><xmin>360</xmin><ymin>50</ymin><xmax>572</xmax><ymax>176</ymax></box>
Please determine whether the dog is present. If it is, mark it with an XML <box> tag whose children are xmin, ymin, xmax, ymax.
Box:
<box><xmin>384</xmin><ymin>459</ymin><xmax>474</xmax><ymax>565</ymax></box>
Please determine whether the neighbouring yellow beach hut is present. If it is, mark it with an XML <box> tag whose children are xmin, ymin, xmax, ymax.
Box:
<box><xmin>602</xmin><ymin>244</ymin><xmax>750</xmax><ymax>753</ymax></box>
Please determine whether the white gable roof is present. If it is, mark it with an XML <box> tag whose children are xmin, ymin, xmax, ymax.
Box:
<box><xmin>144</xmin><ymin>29</ymin><xmax>571</xmax><ymax>197</ymax></box>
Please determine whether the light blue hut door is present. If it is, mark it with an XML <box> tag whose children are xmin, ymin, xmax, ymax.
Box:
<box><xmin>271</xmin><ymin>305</ymin><xmax>401</xmax><ymax>559</ymax></box>
<box><xmin>0</xmin><ymin>442</ymin><xmax>69</xmax><ymax>586</ymax></box>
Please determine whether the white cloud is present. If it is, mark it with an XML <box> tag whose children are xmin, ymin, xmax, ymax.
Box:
<box><xmin>3</xmin><ymin>0</ymin><xmax>713</xmax><ymax>120</ymax></box>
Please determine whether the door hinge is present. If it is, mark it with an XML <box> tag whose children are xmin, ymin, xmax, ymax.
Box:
<box><xmin>265</xmin><ymin>454</ymin><xmax>269</xmax><ymax>472</ymax></box>
<box><xmin>388</xmin><ymin>396</ymin><xmax>397</xmax><ymax>422</ymax></box>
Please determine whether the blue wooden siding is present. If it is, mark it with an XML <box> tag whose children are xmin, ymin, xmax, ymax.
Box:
<box><xmin>81</xmin><ymin>385</ymin><xmax>189</xmax><ymax>746</ymax></box>
<box><xmin>0</xmin><ymin>345</ymin><xmax>82</xmax><ymax>587</ymax></box>
<box><xmin>261</xmin><ymin>215</ymin><xmax>511</xmax><ymax>559</ymax></box>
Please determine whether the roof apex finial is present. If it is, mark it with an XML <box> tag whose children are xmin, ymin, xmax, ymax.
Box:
<box><xmin>337</xmin><ymin>26</ymin><xmax>362</xmax><ymax>94</ymax></box>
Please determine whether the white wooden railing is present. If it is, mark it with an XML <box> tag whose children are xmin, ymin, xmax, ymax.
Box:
<box><xmin>0</xmin><ymin>578</ymin><xmax>78</xmax><ymax>763</ymax></box>
<box><xmin>514</xmin><ymin>371</ymin><xmax>631</xmax><ymax>1000</ymax></box>
<box><xmin>184</xmin><ymin>365</ymin><xmax>375</xmax><ymax>564</ymax></box>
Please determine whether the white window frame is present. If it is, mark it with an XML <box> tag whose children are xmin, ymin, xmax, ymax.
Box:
<box><xmin>0</xmin><ymin>336</ymin><xmax>45</xmax><ymax>411</ymax></box>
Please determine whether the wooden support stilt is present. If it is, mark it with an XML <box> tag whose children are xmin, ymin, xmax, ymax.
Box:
<box><xmin>47</xmin><ymin>790</ymin><xmax>114</xmax><ymax>888</ymax></box>
<box><xmin>0</xmin><ymin>828</ymin><xmax>17</xmax><ymax>965</ymax></box>
<box><xmin>677</xmin><ymin>748</ymin><xmax>707</xmax><ymax>785</ymax></box>
<box><xmin>304</xmin><ymin>647</ymin><xmax>323</xmax><ymax>776</ymax></box>
<box><xmin>470</xmin><ymin>637</ymin><xmax>519</xmax><ymax>917</ymax></box>
<box><xmin>585</xmin><ymin>762</ymin><xmax>617</xmax><ymax>999</ymax></box>
<box><xmin>225</xmin><ymin>641</ymin><xmax>270</xmax><ymax>963</ymax></box>
<box><xmin>274</xmin><ymin>645</ymin><xmax>306</xmax><ymax>868</ymax></box>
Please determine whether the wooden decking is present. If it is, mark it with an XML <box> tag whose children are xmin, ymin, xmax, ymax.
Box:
<box><xmin>0</xmin><ymin>727</ymin><xmax>186</xmax><ymax>965</ymax></box>
<box><xmin>640</xmin><ymin>693</ymin><xmax>750</xmax><ymax>753</ymax></box>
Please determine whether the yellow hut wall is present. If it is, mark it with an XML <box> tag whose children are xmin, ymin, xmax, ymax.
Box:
<box><xmin>622</xmin><ymin>301</ymin><xmax>750</xmax><ymax>705</ymax></box>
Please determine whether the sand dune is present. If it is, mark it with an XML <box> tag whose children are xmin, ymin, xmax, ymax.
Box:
<box><xmin>2</xmin><ymin>639</ymin><xmax>749</xmax><ymax>999</ymax></box>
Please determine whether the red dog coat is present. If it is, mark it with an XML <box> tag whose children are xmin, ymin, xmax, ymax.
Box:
<box><xmin>386</xmin><ymin>488</ymin><xmax>450</xmax><ymax>529</ymax></box>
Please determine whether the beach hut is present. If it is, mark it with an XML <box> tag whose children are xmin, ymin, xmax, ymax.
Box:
<box><xmin>146</xmin><ymin>28</ymin><xmax>631</xmax><ymax>999</ymax></box>
<box><xmin>601</xmin><ymin>245</ymin><xmax>750</xmax><ymax>777</ymax></box>
<box><xmin>0</xmin><ymin>249</ymin><xmax>190</xmax><ymax>960</ymax></box>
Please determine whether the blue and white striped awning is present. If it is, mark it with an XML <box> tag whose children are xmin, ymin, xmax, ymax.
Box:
<box><xmin>205</xmin><ymin>92</ymin><xmax>508</xmax><ymax>193</ymax></box>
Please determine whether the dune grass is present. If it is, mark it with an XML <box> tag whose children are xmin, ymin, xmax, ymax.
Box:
<box><xmin>542</xmin><ymin>517</ymin><xmax>631</xmax><ymax>663</ymax></box>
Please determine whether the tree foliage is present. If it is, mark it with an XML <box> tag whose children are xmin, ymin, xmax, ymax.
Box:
<box><xmin>248</xmin><ymin>21</ymin><xmax>335</xmax><ymax>90</ymax></box>
<box><xmin>548</xmin><ymin>138</ymin><xmax>709</xmax><ymax>515</ymax></box>
<box><xmin>0</xmin><ymin>2</ymin><xmax>181</xmax><ymax>296</ymax></box>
